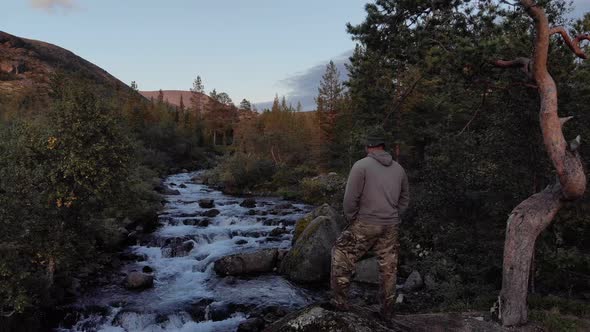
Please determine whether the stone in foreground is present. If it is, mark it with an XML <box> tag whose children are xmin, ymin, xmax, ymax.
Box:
<box><xmin>263</xmin><ymin>305</ymin><xmax>391</xmax><ymax>332</ymax></box>
<box><xmin>264</xmin><ymin>304</ymin><xmax>516</xmax><ymax>332</ymax></box>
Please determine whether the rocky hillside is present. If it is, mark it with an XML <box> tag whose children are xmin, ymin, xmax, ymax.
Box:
<box><xmin>0</xmin><ymin>30</ymin><xmax>131</xmax><ymax>97</ymax></box>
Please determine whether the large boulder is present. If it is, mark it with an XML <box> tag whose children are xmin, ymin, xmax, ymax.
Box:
<box><xmin>214</xmin><ymin>249</ymin><xmax>279</xmax><ymax>276</ymax></box>
<box><xmin>124</xmin><ymin>272</ymin><xmax>153</xmax><ymax>290</ymax></box>
<box><xmin>280</xmin><ymin>205</ymin><xmax>345</xmax><ymax>283</ymax></box>
<box><xmin>292</xmin><ymin>204</ymin><xmax>341</xmax><ymax>244</ymax></box>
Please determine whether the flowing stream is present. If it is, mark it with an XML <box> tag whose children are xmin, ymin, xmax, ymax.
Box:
<box><xmin>58</xmin><ymin>171</ymin><xmax>315</xmax><ymax>332</ymax></box>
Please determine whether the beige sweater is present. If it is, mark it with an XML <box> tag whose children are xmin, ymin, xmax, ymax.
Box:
<box><xmin>343</xmin><ymin>151</ymin><xmax>410</xmax><ymax>225</ymax></box>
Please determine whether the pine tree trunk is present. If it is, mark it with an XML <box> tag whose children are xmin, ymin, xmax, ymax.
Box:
<box><xmin>499</xmin><ymin>185</ymin><xmax>562</xmax><ymax>325</ymax></box>
<box><xmin>494</xmin><ymin>0</ymin><xmax>588</xmax><ymax>326</ymax></box>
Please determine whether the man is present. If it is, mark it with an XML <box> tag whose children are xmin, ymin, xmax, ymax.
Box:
<box><xmin>330</xmin><ymin>128</ymin><xmax>410</xmax><ymax>320</ymax></box>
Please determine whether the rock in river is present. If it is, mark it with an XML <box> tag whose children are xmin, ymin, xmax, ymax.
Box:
<box><xmin>202</xmin><ymin>209</ymin><xmax>220</xmax><ymax>217</ymax></box>
<box><xmin>214</xmin><ymin>248</ymin><xmax>279</xmax><ymax>276</ymax></box>
<box><xmin>198</xmin><ymin>198</ymin><xmax>215</xmax><ymax>208</ymax></box>
<box><xmin>240</xmin><ymin>198</ymin><xmax>257</xmax><ymax>208</ymax></box>
<box><xmin>124</xmin><ymin>271</ymin><xmax>153</xmax><ymax>290</ymax></box>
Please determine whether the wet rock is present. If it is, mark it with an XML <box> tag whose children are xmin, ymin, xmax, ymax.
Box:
<box><xmin>179</xmin><ymin>183</ymin><xmax>187</xmax><ymax>188</ymax></box>
<box><xmin>162</xmin><ymin>238</ymin><xmax>195</xmax><ymax>257</ymax></box>
<box><xmin>214</xmin><ymin>248</ymin><xmax>279</xmax><ymax>276</ymax></box>
<box><xmin>124</xmin><ymin>272</ymin><xmax>153</xmax><ymax>290</ymax></box>
<box><xmin>263</xmin><ymin>219</ymin><xmax>281</xmax><ymax>226</ymax></box>
<box><xmin>265</xmin><ymin>236</ymin><xmax>284</xmax><ymax>242</ymax></box>
<box><xmin>202</xmin><ymin>209</ymin><xmax>220</xmax><ymax>217</ymax></box>
<box><xmin>240</xmin><ymin>198</ymin><xmax>257</xmax><ymax>208</ymax></box>
<box><xmin>237</xmin><ymin>317</ymin><xmax>265</xmax><ymax>332</ymax></box>
<box><xmin>275</xmin><ymin>203</ymin><xmax>294</xmax><ymax>210</ymax></box>
<box><xmin>155</xmin><ymin>183</ymin><xmax>181</xmax><ymax>195</ymax></box>
<box><xmin>142</xmin><ymin>266</ymin><xmax>153</xmax><ymax>273</ymax></box>
<box><xmin>403</xmin><ymin>270</ymin><xmax>423</xmax><ymax>291</ymax></box>
<box><xmin>270</xmin><ymin>227</ymin><xmax>288</xmax><ymax>237</ymax></box>
<box><xmin>233</xmin><ymin>230</ymin><xmax>263</xmax><ymax>238</ymax></box>
<box><xmin>198</xmin><ymin>199</ymin><xmax>215</xmax><ymax>208</ymax></box>
<box><xmin>184</xmin><ymin>218</ymin><xmax>210</xmax><ymax>227</ymax></box>
<box><xmin>175</xmin><ymin>212</ymin><xmax>200</xmax><ymax>218</ymax></box>
<box><xmin>187</xmin><ymin>298</ymin><xmax>215</xmax><ymax>321</ymax></box>
<box><xmin>190</xmin><ymin>175</ymin><xmax>203</xmax><ymax>184</ymax></box>
<box><xmin>235</xmin><ymin>239</ymin><xmax>248</xmax><ymax>245</ymax></box>
<box><xmin>247</xmin><ymin>209</ymin><xmax>257</xmax><ymax>215</ymax></box>
<box><xmin>181</xmin><ymin>169</ymin><xmax>189</xmax><ymax>173</ymax></box>
<box><xmin>224</xmin><ymin>276</ymin><xmax>237</xmax><ymax>285</ymax></box>
<box><xmin>280</xmin><ymin>205</ymin><xmax>345</xmax><ymax>283</ymax></box>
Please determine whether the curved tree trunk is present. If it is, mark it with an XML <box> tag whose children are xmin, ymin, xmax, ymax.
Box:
<box><xmin>494</xmin><ymin>0</ymin><xmax>589</xmax><ymax>326</ymax></box>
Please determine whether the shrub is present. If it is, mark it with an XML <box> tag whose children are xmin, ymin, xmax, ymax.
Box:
<box><xmin>299</xmin><ymin>173</ymin><xmax>345</xmax><ymax>206</ymax></box>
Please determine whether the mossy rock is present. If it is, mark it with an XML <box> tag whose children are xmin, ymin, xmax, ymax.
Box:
<box><xmin>292</xmin><ymin>214</ymin><xmax>313</xmax><ymax>245</ymax></box>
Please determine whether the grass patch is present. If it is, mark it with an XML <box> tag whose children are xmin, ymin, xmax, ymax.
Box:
<box><xmin>530</xmin><ymin>310</ymin><xmax>588</xmax><ymax>332</ymax></box>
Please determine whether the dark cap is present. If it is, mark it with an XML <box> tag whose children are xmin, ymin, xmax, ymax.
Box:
<box><xmin>365</xmin><ymin>126</ymin><xmax>387</xmax><ymax>147</ymax></box>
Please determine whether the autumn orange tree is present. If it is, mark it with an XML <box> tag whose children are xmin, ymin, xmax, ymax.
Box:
<box><xmin>491</xmin><ymin>0</ymin><xmax>590</xmax><ymax>326</ymax></box>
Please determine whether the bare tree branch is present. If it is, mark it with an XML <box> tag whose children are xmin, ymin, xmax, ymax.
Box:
<box><xmin>550</xmin><ymin>26</ymin><xmax>590</xmax><ymax>59</ymax></box>
<box><xmin>491</xmin><ymin>58</ymin><xmax>533</xmax><ymax>80</ymax></box>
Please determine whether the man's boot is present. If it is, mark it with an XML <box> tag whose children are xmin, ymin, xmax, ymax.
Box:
<box><xmin>329</xmin><ymin>287</ymin><xmax>350</xmax><ymax>312</ymax></box>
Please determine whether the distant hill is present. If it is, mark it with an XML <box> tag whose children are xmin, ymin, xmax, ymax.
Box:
<box><xmin>0</xmin><ymin>30</ymin><xmax>257</xmax><ymax>121</ymax></box>
<box><xmin>0</xmin><ymin>31</ymin><xmax>132</xmax><ymax>97</ymax></box>
<box><xmin>140</xmin><ymin>89</ymin><xmax>259</xmax><ymax>121</ymax></box>
<box><xmin>140</xmin><ymin>90</ymin><xmax>215</xmax><ymax>109</ymax></box>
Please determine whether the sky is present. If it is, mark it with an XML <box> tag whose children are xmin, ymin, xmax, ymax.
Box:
<box><xmin>2</xmin><ymin>0</ymin><xmax>367</xmax><ymax>108</ymax></box>
<box><xmin>3</xmin><ymin>0</ymin><xmax>590</xmax><ymax>110</ymax></box>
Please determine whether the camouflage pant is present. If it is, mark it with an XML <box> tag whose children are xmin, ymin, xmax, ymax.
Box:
<box><xmin>331</xmin><ymin>219</ymin><xmax>400</xmax><ymax>312</ymax></box>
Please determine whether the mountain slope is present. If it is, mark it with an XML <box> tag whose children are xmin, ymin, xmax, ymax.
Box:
<box><xmin>140</xmin><ymin>90</ymin><xmax>214</xmax><ymax>109</ymax></box>
<box><xmin>0</xmin><ymin>31</ymin><xmax>131</xmax><ymax>96</ymax></box>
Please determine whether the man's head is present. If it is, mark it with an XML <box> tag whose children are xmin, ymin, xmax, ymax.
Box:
<box><xmin>365</xmin><ymin>127</ymin><xmax>387</xmax><ymax>152</ymax></box>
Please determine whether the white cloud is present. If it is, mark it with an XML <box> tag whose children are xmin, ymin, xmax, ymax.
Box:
<box><xmin>30</xmin><ymin>0</ymin><xmax>77</xmax><ymax>12</ymax></box>
<box><xmin>257</xmin><ymin>50</ymin><xmax>352</xmax><ymax>111</ymax></box>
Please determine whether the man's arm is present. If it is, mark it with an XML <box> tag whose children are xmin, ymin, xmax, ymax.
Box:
<box><xmin>343</xmin><ymin>164</ymin><xmax>365</xmax><ymax>222</ymax></box>
<box><xmin>398</xmin><ymin>170</ymin><xmax>410</xmax><ymax>215</ymax></box>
